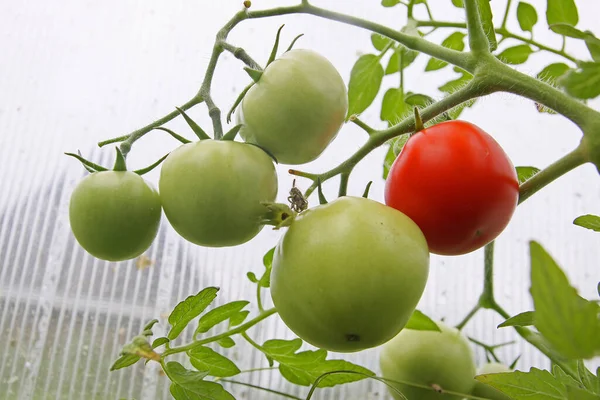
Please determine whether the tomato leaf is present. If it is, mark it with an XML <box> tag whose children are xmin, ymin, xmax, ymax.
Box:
<box><xmin>405</xmin><ymin>310</ymin><xmax>441</xmax><ymax>332</ymax></box>
<box><xmin>110</xmin><ymin>320</ymin><xmax>161</xmax><ymax>370</ymax></box>
<box><xmin>188</xmin><ymin>346</ymin><xmax>241</xmax><ymax>378</ymax></box>
<box><xmin>452</xmin><ymin>0</ymin><xmax>464</xmax><ymax>7</ymax></box>
<box><xmin>550</xmin><ymin>23</ymin><xmax>586</xmax><ymax>39</ymax></box>
<box><xmin>261</xmin><ymin>338</ymin><xmax>374</xmax><ymax>388</ymax></box>
<box><xmin>537</xmin><ymin>63</ymin><xmax>570</xmax><ymax>84</ymax></box>
<box><xmin>477</xmin><ymin>367</ymin><xmax>567</xmax><ymax>399</ymax></box>
<box><xmin>530</xmin><ymin>241</ymin><xmax>600</xmax><ymax>360</ymax></box>
<box><xmin>516</xmin><ymin>166</ymin><xmax>540</xmax><ymax>184</ymax></box>
<box><xmin>385</xmin><ymin>47</ymin><xmax>419</xmax><ymax>75</ymax></box>
<box><xmin>439</xmin><ymin>67</ymin><xmax>473</xmax><ymax>93</ymax></box>
<box><xmin>425</xmin><ymin>32</ymin><xmax>466</xmax><ymax>71</ymax></box>
<box><xmin>246</xmin><ymin>272</ymin><xmax>258</xmax><ymax>283</ymax></box>
<box><xmin>393</xmin><ymin>134</ymin><xmax>410</xmax><ymax>157</ymax></box>
<box><xmin>166</xmin><ymin>362</ymin><xmax>235</xmax><ymax>400</ymax></box>
<box><xmin>381</xmin><ymin>0</ymin><xmax>400</xmax><ymax>6</ymax></box>
<box><xmin>228</xmin><ymin>310</ymin><xmax>249</xmax><ymax>328</ymax></box>
<box><xmin>517</xmin><ymin>2</ymin><xmax>538</xmax><ymax>32</ymax></box>
<box><xmin>498</xmin><ymin>311</ymin><xmax>535</xmax><ymax>328</ymax></box>
<box><xmin>110</xmin><ymin>354</ymin><xmax>141</xmax><ymax>371</ymax></box>
<box><xmin>404</xmin><ymin>93</ymin><xmax>434</xmax><ymax>108</ymax></box>
<box><xmin>578</xmin><ymin>361</ymin><xmax>600</xmax><ymax>395</ymax></box>
<box><xmin>152</xmin><ymin>337</ymin><xmax>170</xmax><ymax>349</ymax></box>
<box><xmin>566</xmin><ymin>386</ymin><xmax>600</xmax><ymax>400</ymax></box>
<box><xmin>383</xmin><ymin>144</ymin><xmax>395</xmax><ymax>180</ymax></box>
<box><xmin>381</xmin><ymin>88</ymin><xmax>409</xmax><ymax>126</ymax></box>
<box><xmin>217</xmin><ymin>337</ymin><xmax>236</xmax><ymax>349</ymax></box>
<box><xmin>477</xmin><ymin>0</ymin><xmax>497</xmax><ymax>51</ymax></box>
<box><xmin>346</xmin><ymin>54</ymin><xmax>384</xmax><ymax>119</ymax></box>
<box><xmin>573</xmin><ymin>215</ymin><xmax>600</xmax><ymax>232</ymax></box>
<box><xmin>560</xmin><ymin>62</ymin><xmax>600</xmax><ymax>99</ymax></box>
<box><xmin>498</xmin><ymin>45</ymin><xmax>534</xmax><ymax>65</ymax></box>
<box><xmin>371</xmin><ymin>33</ymin><xmax>391</xmax><ymax>51</ymax></box>
<box><xmin>168</xmin><ymin>287</ymin><xmax>219</xmax><ymax>340</ymax></box>
<box><xmin>546</xmin><ymin>0</ymin><xmax>578</xmax><ymax>27</ymax></box>
<box><xmin>195</xmin><ymin>301</ymin><xmax>250</xmax><ymax>335</ymax></box>
<box><xmin>585</xmin><ymin>33</ymin><xmax>600</xmax><ymax>62</ymax></box>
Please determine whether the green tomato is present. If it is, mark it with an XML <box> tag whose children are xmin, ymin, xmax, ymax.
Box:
<box><xmin>159</xmin><ymin>140</ymin><xmax>278</xmax><ymax>247</ymax></box>
<box><xmin>69</xmin><ymin>171</ymin><xmax>161</xmax><ymax>261</ymax></box>
<box><xmin>270</xmin><ymin>196</ymin><xmax>429</xmax><ymax>352</ymax></box>
<box><xmin>237</xmin><ymin>49</ymin><xmax>348</xmax><ymax>165</ymax></box>
<box><xmin>379</xmin><ymin>321</ymin><xmax>476</xmax><ymax>400</ymax></box>
<box><xmin>472</xmin><ymin>362</ymin><xmax>512</xmax><ymax>400</ymax></box>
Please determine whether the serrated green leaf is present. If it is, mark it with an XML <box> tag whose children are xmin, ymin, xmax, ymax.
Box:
<box><xmin>152</xmin><ymin>337</ymin><xmax>170</xmax><ymax>349</ymax></box>
<box><xmin>262</xmin><ymin>338</ymin><xmax>374</xmax><ymax>388</ymax></box>
<box><xmin>404</xmin><ymin>93</ymin><xmax>434</xmax><ymax>108</ymax></box>
<box><xmin>110</xmin><ymin>354</ymin><xmax>140</xmax><ymax>371</ymax></box>
<box><xmin>517</xmin><ymin>2</ymin><xmax>538</xmax><ymax>32</ymax></box>
<box><xmin>405</xmin><ymin>310</ymin><xmax>441</xmax><ymax>331</ymax></box>
<box><xmin>217</xmin><ymin>337</ymin><xmax>236</xmax><ymax>349</ymax></box>
<box><xmin>166</xmin><ymin>362</ymin><xmax>234</xmax><ymax>400</ymax></box>
<box><xmin>537</xmin><ymin>63</ymin><xmax>570</xmax><ymax>84</ymax></box>
<box><xmin>425</xmin><ymin>32</ymin><xmax>466</xmax><ymax>71</ymax></box>
<box><xmin>195</xmin><ymin>301</ymin><xmax>249</xmax><ymax>335</ymax></box>
<box><xmin>382</xmin><ymin>0</ymin><xmax>400</xmax><ymax>6</ymax></box>
<box><xmin>477</xmin><ymin>0</ymin><xmax>497</xmax><ymax>51</ymax></box>
<box><xmin>371</xmin><ymin>34</ymin><xmax>391</xmax><ymax>51</ymax></box>
<box><xmin>188</xmin><ymin>346</ymin><xmax>241</xmax><ymax>378</ymax></box>
<box><xmin>228</xmin><ymin>310</ymin><xmax>249</xmax><ymax>328</ymax></box>
<box><xmin>573</xmin><ymin>215</ymin><xmax>600</xmax><ymax>232</ymax></box>
<box><xmin>553</xmin><ymin>364</ymin><xmax>581</xmax><ymax>388</ymax></box>
<box><xmin>585</xmin><ymin>32</ymin><xmax>600</xmax><ymax>62</ymax></box>
<box><xmin>546</xmin><ymin>0</ymin><xmax>578</xmax><ymax>27</ymax></box>
<box><xmin>383</xmin><ymin>144</ymin><xmax>395</xmax><ymax>180</ymax></box>
<box><xmin>498</xmin><ymin>45</ymin><xmax>534</xmax><ymax>65</ymax></box>
<box><xmin>385</xmin><ymin>47</ymin><xmax>419</xmax><ymax>75</ymax></box>
<box><xmin>168</xmin><ymin>287</ymin><xmax>219</xmax><ymax>340</ymax></box>
<box><xmin>477</xmin><ymin>368</ymin><xmax>566</xmax><ymax>399</ymax></box>
<box><xmin>550</xmin><ymin>23</ymin><xmax>586</xmax><ymax>39</ymax></box>
<box><xmin>566</xmin><ymin>386</ymin><xmax>600</xmax><ymax>400</ymax></box>
<box><xmin>578</xmin><ymin>360</ymin><xmax>600</xmax><ymax>395</ymax></box>
<box><xmin>380</xmin><ymin>88</ymin><xmax>408</xmax><ymax>125</ymax></box>
<box><xmin>561</xmin><ymin>62</ymin><xmax>600</xmax><ymax>99</ymax></box>
<box><xmin>516</xmin><ymin>166</ymin><xmax>541</xmax><ymax>184</ymax></box>
<box><xmin>530</xmin><ymin>241</ymin><xmax>600</xmax><ymax>360</ymax></box>
<box><xmin>448</xmin><ymin>99</ymin><xmax>476</xmax><ymax>119</ymax></box>
<box><xmin>347</xmin><ymin>54</ymin><xmax>384</xmax><ymax>118</ymax></box>
<box><xmin>498</xmin><ymin>311</ymin><xmax>535</xmax><ymax>328</ymax></box>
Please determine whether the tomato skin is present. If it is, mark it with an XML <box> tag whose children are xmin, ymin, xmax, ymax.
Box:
<box><xmin>472</xmin><ymin>362</ymin><xmax>512</xmax><ymax>400</ymax></box>
<box><xmin>379</xmin><ymin>321</ymin><xmax>476</xmax><ymax>400</ymax></box>
<box><xmin>237</xmin><ymin>49</ymin><xmax>348</xmax><ymax>165</ymax></box>
<box><xmin>385</xmin><ymin>120</ymin><xmax>519</xmax><ymax>256</ymax></box>
<box><xmin>159</xmin><ymin>140</ymin><xmax>278</xmax><ymax>247</ymax></box>
<box><xmin>69</xmin><ymin>171</ymin><xmax>161</xmax><ymax>261</ymax></box>
<box><xmin>270</xmin><ymin>196</ymin><xmax>429</xmax><ymax>352</ymax></box>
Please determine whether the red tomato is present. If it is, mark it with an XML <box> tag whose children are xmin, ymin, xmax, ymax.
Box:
<box><xmin>385</xmin><ymin>120</ymin><xmax>519</xmax><ymax>256</ymax></box>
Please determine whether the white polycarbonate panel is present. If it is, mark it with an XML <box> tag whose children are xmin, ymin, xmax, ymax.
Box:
<box><xmin>1</xmin><ymin>0</ymin><xmax>599</xmax><ymax>399</ymax></box>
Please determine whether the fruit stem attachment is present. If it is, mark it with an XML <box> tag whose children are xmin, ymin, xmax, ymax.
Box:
<box><xmin>260</xmin><ymin>203</ymin><xmax>297</xmax><ymax>230</ymax></box>
<box><xmin>113</xmin><ymin>147</ymin><xmax>127</xmax><ymax>171</ymax></box>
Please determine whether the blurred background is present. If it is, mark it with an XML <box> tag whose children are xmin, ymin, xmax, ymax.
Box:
<box><xmin>0</xmin><ymin>0</ymin><xmax>599</xmax><ymax>399</ymax></box>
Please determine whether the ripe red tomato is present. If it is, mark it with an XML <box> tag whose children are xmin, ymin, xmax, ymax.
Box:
<box><xmin>385</xmin><ymin>120</ymin><xmax>519</xmax><ymax>256</ymax></box>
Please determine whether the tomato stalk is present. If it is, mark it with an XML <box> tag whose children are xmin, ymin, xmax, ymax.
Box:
<box><xmin>463</xmin><ymin>0</ymin><xmax>490</xmax><ymax>54</ymax></box>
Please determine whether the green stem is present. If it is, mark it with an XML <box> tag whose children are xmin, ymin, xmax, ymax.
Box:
<box><xmin>464</xmin><ymin>0</ymin><xmax>490</xmax><ymax>53</ymax></box>
<box><xmin>455</xmin><ymin>304</ymin><xmax>481</xmax><ymax>331</ymax></box>
<box><xmin>479</xmin><ymin>241</ymin><xmax>496</xmax><ymax>307</ymax></box>
<box><xmin>338</xmin><ymin>171</ymin><xmax>350</xmax><ymax>197</ymax></box>
<box><xmin>350</xmin><ymin>116</ymin><xmax>375</xmax><ymax>135</ymax></box>
<box><xmin>162</xmin><ymin>308</ymin><xmax>277</xmax><ymax>357</ymax></box>
<box><xmin>256</xmin><ymin>284</ymin><xmax>264</xmax><ymax>313</ymax></box>
<box><xmin>219</xmin><ymin>379</ymin><xmax>302</xmax><ymax>400</ymax></box>
<box><xmin>241</xmin><ymin>331</ymin><xmax>264</xmax><ymax>352</ymax></box>
<box><xmin>200</xmin><ymin>43</ymin><xmax>224</xmax><ymax>139</ymax></box>
<box><xmin>221</xmin><ymin>42</ymin><xmax>262</xmax><ymax>70</ymax></box>
<box><xmin>518</xmin><ymin>145</ymin><xmax>588</xmax><ymax>204</ymax></box>
<box><xmin>500</xmin><ymin>0</ymin><xmax>512</xmax><ymax>29</ymax></box>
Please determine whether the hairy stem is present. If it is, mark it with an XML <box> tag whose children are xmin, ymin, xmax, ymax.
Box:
<box><xmin>464</xmin><ymin>0</ymin><xmax>490</xmax><ymax>53</ymax></box>
<box><xmin>221</xmin><ymin>42</ymin><xmax>262</xmax><ymax>70</ymax></box>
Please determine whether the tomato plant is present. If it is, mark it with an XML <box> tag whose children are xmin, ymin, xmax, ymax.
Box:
<box><xmin>379</xmin><ymin>321</ymin><xmax>476</xmax><ymax>400</ymax></box>
<box><xmin>69</xmin><ymin>171</ymin><xmax>161</xmax><ymax>261</ymax></box>
<box><xmin>270</xmin><ymin>196</ymin><xmax>429</xmax><ymax>352</ymax></box>
<box><xmin>237</xmin><ymin>49</ymin><xmax>348</xmax><ymax>165</ymax></box>
<box><xmin>472</xmin><ymin>362</ymin><xmax>512</xmax><ymax>400</ymax></box>
<box><xmin>385</xmin><ymin>120</ymin><xmax>519</xmax><ymax>256</ymax></box>
<box><xmin>159</xmin><ymin>139</ymin><xmax>278</xmax><ymax>247</ymax></box>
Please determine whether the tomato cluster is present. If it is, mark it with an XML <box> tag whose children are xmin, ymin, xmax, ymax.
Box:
<box><xmin>68</xmin><ymin>48</ymin><xmax>520</xmax><ymax>369</ymax></box>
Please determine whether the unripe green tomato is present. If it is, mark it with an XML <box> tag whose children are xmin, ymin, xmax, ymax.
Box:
<box><xmin>159</xmin><ymin>140</ymin><xmax>278</xmax><ymax>247</ymax></box>
<box><xmin>237</xmin><ymin>49</ymin><xmax>348</xmax><ymax>165</ymax></box>
<box><xmin>472</xmin><ymin>362</ymin><xmax>512</xmax><ymax>400</ymax></box>
<box><xmin>379</xmin><ymin>321</ymin><xmax>476</xmax><ymax>400</ymax></box>
<box><xmin>270</xmin><ymin>196</ymin><xmax>429</xmax><ymax>352</ymax></box>
<box><xmin>69</xmin><ymin>171</ymin><xmax>162</xmax><ymax>261</ymax></box>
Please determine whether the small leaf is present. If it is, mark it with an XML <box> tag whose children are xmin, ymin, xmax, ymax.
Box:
<box><xmin>498</xmin><ymin>311</ymin><xmax>535</xmax><ymax>328</ymax></box>
<box><xmin>392</xmin><ymin>134</ymin><xmax>410</xmax><ymax>157</ymax></box>
<box><xmin>258</xmin><ymin>246</ymin><xmax>275</xmax><ymax>288</ymax></box>
<box><xmin>561</xmin><ymin>62</ymin><xmax>600</xmax><ymax>99</ymax></box>
<box><xmin>573</xmin><ymin>215</ymin><xmax>600</xmax><ymax>232</ymax></box>
<box><xmin>452</xmin><ymin>0</ymin><xmax>464</xmax><ymax>8</ymax></box>
<box><xmin>404</xmin><ymin>93</ymin><xmax>434</xmax><ymax>108</ymax></box>
<box><xmin>517</xmin><ymin>2</ymin><xmax>538</xmax><ymax>32</ymax></box>
<box><xmin>425</xmin><ymin>32</ymin><xmax>465</xmax><ymax>71</ymax></box>
<box><xmin>383</xmin><ymin>144</ymin><xmax>395</xmax><ymax>180</ymax></box>
<box><xmin>530</xmin><ymin>241</ymin><xmax>600</xmax><ymax>359</ymax></box>
<box><xmin>166</xmin><ymin>362</ymin><xmax>235</xmax><ymax>400</ymax></box>
<box><xmin>362</xmin><ymin>181</ymin><xmax>373</xmax><ymax>198</ymax></box>
<box><xmin>385</xmin><ymin>47</ymin><xmax>419</xmax><ymax>75</ymax></box>
<box><xmin>550</xmin><ymin>23</ymin><xmax>586</xmax><ymax>39</ymax></box>
<box><xmin>439</xmin><ymin>67</ymin><xmax>473</xmax><ymax>93</ymax></box>
<box><xmin>381</xmin><ymin>0</ymin><xmax>399</xmax><ymax>6</ymax></box>
<box><xmin>380</xmin><ymin>88</ymin><xmax>408</xmax><ymax>126</ymax></box>
<box><xmin>371</xmin><ymin>34</ymin><xmax>391</xmax><ymax>51</ymax></box>
<box><xmin>228</xmin><ymin>310</ymin><xmax>249</xmax><ymax>328</ymax></box>
<box><xmin>497</xmin><ymin>45</ymin><xmax>534</xmax><ymax>65</ymax></box>
<box><xmin>546</xmin><ymin>0</ymin><xmax>579</xmax><ymax>27</ymax></box>
<box><xmin>585</xmin><ymin>32</ymin><xmax>600</xmax><ymax>62</ymax></box>
<box><xmin>346</xmin><ymin>54</ymin><xmax>384</xmax><ymax>118</ymax></box>
<box><xmin>477</xmin><ymin>367</ymin><xmax>567</xmax><ymax>399</ymax></box>
<box><xmin>537</xmin><ymin>63</ymin><xmax>570</xmax><ymax>84</ymax></box>
<box><xmin>151</xmin><ymin>337</ymin><xmax>170</xmax><ymax>349</ymax></box>
<box><xmin>168</xmin><ymin>287</ymin><xmax>219</xmax><ymax>340</ymax></box>
<box><xmin>188</xmin><ymin>346</ymin><xmax>241</xmax><ymax>378</ymax></box>
<box><xmin>217</xmin><ymin>337</ymin><xmax>236</xmax><ymax>348</ymax></box>
<box><xmin>516</xmin><ymin>166</ymin><xmax>540</xmax><ymax>184</ymax></box>
<box><xmin>196</xmin><ymin>301</ymin><xmax>249</xmax><ymax>335</ymax></box>
<box><xmin>477</xmin><ymin>0</ymin><xmax>497</xmax><ymax>51</ymax></box>
<box><xmin>405</xmin><ymin>310</ymin><xmax>441</xmax><ymax>331</ymax></box>
<box><xmin>246</xmin><ymin>272</ymin><xmax>259</xmax><ymax>283</ymax></box>
<box><xmin>110</xmin><ymin>354</ymin><xmax>140</xmax><ymax>371</ymax></box>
